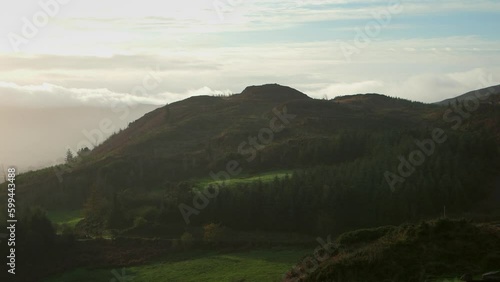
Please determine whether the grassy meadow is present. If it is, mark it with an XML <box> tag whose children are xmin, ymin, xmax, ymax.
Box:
<box><xmin>44</xmin><ymin>248</ymin><xmax>311</xmax><ymax>282</ymax></box>
<box><xmin>47</xmin><ymin>209</ymin><xmax>84</xmax><ymax>228</ymax></box>
<box><xmin>194</xmin><ymin>170</ymin><xmax>293</xmax><ymax>190</ymax></box>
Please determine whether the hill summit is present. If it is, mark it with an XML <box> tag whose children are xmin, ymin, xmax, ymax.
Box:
<box><xmin>236</xmin><ymin>83</ymin><xmax>311</xmax><ymax>101</ymax></box>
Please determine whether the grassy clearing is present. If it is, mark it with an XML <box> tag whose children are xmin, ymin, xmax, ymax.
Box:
<box><xmin>195</xmin><ymin>170</ymin><xmax>293</xmax><ymax>189</ymax></box>
<box><xmin>44</xmin><ymin>247</ymin><xmax>310</xmax><ymax>282</ymax></box>
<box><xmin>46</xmin><ymin>209</ymin><xmax>84</xmax><ymax>227</ymax></box>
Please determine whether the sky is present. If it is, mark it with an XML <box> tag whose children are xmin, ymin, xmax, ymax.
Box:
<box><xmin>0</xmin><ymin>0</ymin><xmax>499</xmax><ymax>106</ymax></box>
<box><xmin>1</xmin><ymin>0</ymin><xmax>500</xmax><ymax>173</ymax></box>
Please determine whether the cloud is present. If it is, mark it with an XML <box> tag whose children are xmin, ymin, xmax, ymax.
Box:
<box><xmin>308</xmin><ymin>80</ymin><xmax>386</xmax><ymax>98</ymax></box>
<box><xmin>0</xmin><ymin>81</ymin><xmax>232</xmax><ymax>108</ymax></box>
<box><xmin>3</xmin><ymin>0</ymin><xmax>499</xmax><ymax>54</ymax></box>
<box><xmin>0</xmin><ymin>54</ymin><xmax>221</xmax><ymax>71</ymax></box>
<box><xmin>387</xmin><ymin>68</ymin><xmax>500</xmax><ymax>103</ymax></box>
<box><xmin>300</xmin><ymin>68</ymin><xmax>500</xmax><ymax>103</ymax></box>
<box><xmin>0</xmin><ymin>37</ymin><xmax>499</xmax><ymax>106</ymax></box>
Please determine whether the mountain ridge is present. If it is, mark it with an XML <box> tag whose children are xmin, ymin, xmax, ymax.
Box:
<box><xmin>6</xmin><ymin>83</ymin><xmax>500</xmax><ymax>182</ymax></box>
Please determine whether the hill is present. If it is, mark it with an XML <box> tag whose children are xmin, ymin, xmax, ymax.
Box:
<box><xmin>2</xmin><ymin>84</ymin><xmax>499</xmax><ymax>230</ymax></box>
<box><xmin>1</xmin><ymin>83</ymin><xmax>499</xmax><ymax>281</ymax></box>
<box><xmin>0</xmin><ymin>104</ymin><xmax>159</xmax><ymax>180</ymax></box>
<box><xmin>285</xmin><ymin>218</ymin><xmax>500</xmax><ymax>282</ymax></box>
<box><xmin>435</xmin><ymin>84</ymin><xmax>500</xmax><ymax>105</ymax></box>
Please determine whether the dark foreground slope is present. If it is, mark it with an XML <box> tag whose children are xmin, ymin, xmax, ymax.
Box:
<box><xmin>285</xmin><ymin>219</ymin><xmax>500</xmax><ymax>282</ymax></box>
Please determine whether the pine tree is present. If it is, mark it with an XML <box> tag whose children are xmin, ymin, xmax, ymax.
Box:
<box><xmin>65</xmin><ymin>149</ymin><xmax>74</xmax><ymax>163</ymax></box>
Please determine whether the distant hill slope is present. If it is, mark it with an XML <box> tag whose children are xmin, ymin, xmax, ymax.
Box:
<box><xmin>90</xmin><ymin>84</ymin><xmax>431</xmax><ymax>158</ymax></box>
<box><xmin>435</xmin><ymin>84</ymin><xmax>500</xmax><ymax>105</ymax></box>
<box><xmin>2</xmin><ymin>84</ymin><xmax>432</xmax><ymax>204</ymax></box>
<box><xmin>0</xmin><ymin>104</ymin><xmax>159</xmax><ymax>179</ymax></box>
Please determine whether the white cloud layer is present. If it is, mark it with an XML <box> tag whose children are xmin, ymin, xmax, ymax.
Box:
<box><xmin>0</xmin><ymin>81</ymin><xmax>232</xmax><ymax>108</ymax></box>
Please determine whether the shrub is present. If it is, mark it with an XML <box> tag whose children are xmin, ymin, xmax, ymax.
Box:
<box><xmin>337</xmin><ymin>225</ymin><xmax>394</xmax><ymax>245</ymax></box>
<box><xmin>180</xmin><ymin>232</ymin><xmax>195</xmax><ymax>249</ymax></box>
<box><xmin>59</xmin><ymin>224</ymin><xmax>76</xmax><ymax>246</ymax></box>
<box><xmin>203</xmin><ymin>223</ymin><xmax>229</xmax><ymax>245</ymax></box>
<box><xmin>133</xmin><ymin>217</ymin><xmax>148</xmax><ymax>228</ymax></box>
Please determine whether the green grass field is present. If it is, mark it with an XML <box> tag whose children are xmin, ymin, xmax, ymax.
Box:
<box><xmin>44</xmin><ymin>248</ymin><xmax>310</xmax><ymax>282</ymax></box>
<box><xmin>195</xmin><ymin>170</ymin><xmax>293</xmax><ymax>190</ymax></box>
<box><xmin>46</xmin><ymin>209</ymin><xmax>84</xmax><ymax>227</ymax></box>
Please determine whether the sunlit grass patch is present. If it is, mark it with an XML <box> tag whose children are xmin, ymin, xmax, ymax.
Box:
<box><xmin>195</xmin><ymin>170</ymin><xmax>293</xmax><ymax>190</ymax></box>
<box><xmin>45</xmin><ymin>248</ymin><xmax>310</xmax><ymax>282</ymax></box>
<box><xmin>47</xmin><ymin>209</ymin><xmax>84</xmax><ymax>227</ymax></box>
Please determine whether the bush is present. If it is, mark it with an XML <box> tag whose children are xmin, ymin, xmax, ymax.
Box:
<box><xmin>171</xmin><ymin>239</ymin><xmax>181</xmax><ymax>250</ymax></box>
<box><xmin>337</xmin><ymin>225</ymin><xmax>394</xmax><ymax>245</ymax></box>
<box><xmin>18</xmin><ymin>207</ymin><xmax>56</xmax><ymax>253</ymax></box>
<box><xmin>59</xmin><ymin>224</ymin><xmax>76</xmax><ymax>246</ymax></box>
<box><xmin>180</xmin><ymin>232</ymin><xmax>195</xmax><ymax>249</ymax></box>
<box><xmin>138</xmin><ymin>206</ymin><xmax>161</xmax><ymax>222</ymax></box>
<box><xmin>203</xmin><ymin>223</ymin><xmax>229</xmax><ymax>245</ymax></box>
<box><xmin>133</xmin><ymin>217</ymin><xmax>148</xmax><ymax>228</ymax></box>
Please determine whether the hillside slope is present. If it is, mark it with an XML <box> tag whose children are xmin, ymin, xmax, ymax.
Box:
<box><xmin>436</xmin><ymin>84</ymin><xmax>500</xmax><ymax>105</ymax></box>
<box><xmin>7</xmin><ymin>84</ymin><xmax>439</xmax><ymax>206</ymax></box>
<box><xmin>285</xmin><ymin>219</ymin><xmax>500</xmax><ymax>282</ymax></box>
<box><xmin>1</xmin><ymin>83</ymin><xmax>499</xmax><ymax>238</ymax></box>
